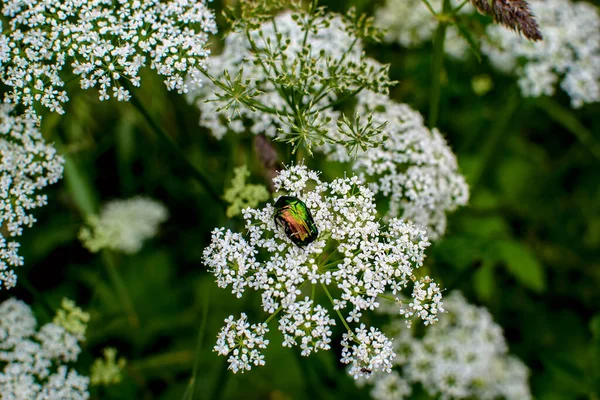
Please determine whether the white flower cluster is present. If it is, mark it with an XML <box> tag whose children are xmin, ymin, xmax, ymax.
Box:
<box><xmin>193</xmin><ymin>10</ymin><xmax>467</xmax><ymax>239</ymax></box>
<box><xmin>0</xmin><ymin>298</ymin><xmax>89</xmax><ymax>399</ymax></box>
<box><xmin>364</xmin><ymin>292</ymin><xmax>532</xmax><ymax>400</ymax></box>
<box><xmin>374</xmin><ymin>0</ymin><xmax>474</xmax><ymax>59</ymax></box>
<box><xmin>0</xmin><ymin>0</ymin><xmax>217</xmax><ymax>114</ymax></box>
<box><xmin>214</xmin><ymin>313</ymin><xmax>269</xmax><ymax>374</ymax></box>
<box><xmin>279</xmin><ymin>298</ymin><xmax>336</xmax><ymax>356</ymax></box>
<box><xmin>204</xmin><ymin>165</ymin><xmax>443</xmax><ymax>377</ymax></box>
<box><xmin>326</xmin><ymin>91</ymin><xmax>469</xmax><ymax>240</ymax></box>
<box><xmin>483</xmin><ymin>0</ymin><xmax>600</xmax><ymax>108</ymax></box>
<box><xmin>190</xmin><ymin>11</ymin><xmax>385</xmax><ymax>139</ymax></box>
<box><xmin>341</xmin><ymin>325</ymin><xmax>396</xmax><ymax>379</ymax></box>
<box><xmin>79</xmin><ymin>196</ymin><xmax>168</xmax><ymax>255</ymax></box>
<box><xmin>0</xmin><ymin>104</ymin><xmax>64</xmax><ymax>290</ymax></box>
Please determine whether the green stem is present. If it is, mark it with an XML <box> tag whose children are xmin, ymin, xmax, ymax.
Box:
<box><xmin>469</xmin><ymin>90</ymin><xmax>521</xmax><ymax>192</ymax></box>
<box><xmin>18</xmin><ymin>274</ymin><xmax>55</xmax><ymax>318</ymax></box>
<box><xmin>125</xmin><ymin>83</ymin><xmax>226</xmax><ymax>209</ymax></box>
<box><xmin>129</xmin><ymin>350</ymin><xmax>194</xmax><ymax>372</ymax></box>
<box><xmin>62</xmin><ymin>153</ymin><xmax>140</xmax><ymax>329</ymax></box>
<box><xmin>453</xmin><ymin>0</ymin><xmax>470</xmax><ymax>14</ymax></box>
<box><xmin>377</xmin><ymin>293</ymin><xmax>399</xmax><ymax>303</ymax></box>
<box><xmin>428</xmin><ymin>0</ymin><xmax>450</xmax><ymax>128</ymax></box>
<box><xmin>321</xmin><ymin>284</ymin><xmax>355</xmax><ymax>340</ymax></box>
<box><xmin>210</xmin><ymin>361</ymin><xmax>230</xmax><ymax>400</ymax></box>
<box><xmin>102</xmin><ymin>251</ymin><xmax>140</xmax><ymax>329</ymax></box>
<box><xmin>314</xmin><ymin>86</ymin><xmax>365</xmax><ymax>113</ymax></box>
<box><xmin>420</xmin><ymin>0</ymin><xmax>438</xmax><ymax>16</ymax></box>
<box><xmin>536</xmin><ymin>97</ymin><xmax>600</xmax><ymax>162</ymax></box>
<box><xmin>265</xmin><ymin>305</ymin><xmax>285</xmax><ymax>325</ymax></box>
<box><xmin>292</xmin><ymin>351</ymin><xmax>325</xmax><ymax>400</ymax></box>
<box><xmin>182</xmin><ymin>289</ymin><xmax>210</xmax><ymax>400</ymax></box>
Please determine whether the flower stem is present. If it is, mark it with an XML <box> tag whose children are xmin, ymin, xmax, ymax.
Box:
<box><xmin>181</xmin><ymin>289</ymin><xmax>210</xmax><ymax>400</ymax></box>
<box><xmin>102</xmin><ymin>251</ymin><xmax>140</xmax><ymax>329</ymax></box>
<box><xmin>321</xmin><ymin>283</ymin><xmax>356</xmax><ymax>339</ymax></box>
<box><xmin>18</xmin><ymin>274</ymin><xmax>55</xmax><ymax>318</ymax></box>
<box><xmin>420</xmin><ymin>0</ymin><xmax>438</xmax><ymax>16</ymax></box>
<box><xmin>428</xmin><ymin>0</ymin><xmax>451</xmax><ymax>128</ymax></box>
<box><xmin>125</xmin><ymin>84</ymin><xmax>226</xmax><ymax>209</ymax></box>
<box><xmin>62</xmin><ymin>153</ymin><xmax>140</xmax><ymax>329</ymax></box>
<box><xmin>265</xmin><ymin>305</ymin><xmax>285</xmax><ymax>325</ymax></box>
<box><xmin>469</xmin><ymin>90</ymin><xmax>521</xmax><ymax>192</ymax></box>
<box><xmin>536</xmin><ymin>97</ymin><xmax>600</xmax><ymax>162</ymax></box>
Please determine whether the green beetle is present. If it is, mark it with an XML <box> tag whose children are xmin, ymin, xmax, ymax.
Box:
<box><xmin>273</xmin><ymin>196</ymin><xmax>318</xmax><ymax>247</ymax></box>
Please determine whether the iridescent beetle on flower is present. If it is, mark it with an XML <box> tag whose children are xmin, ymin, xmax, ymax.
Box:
<box><xmin>273</xmin><ymin>196</ymin><xmax>318</xmax><ymax>247</ymax></box>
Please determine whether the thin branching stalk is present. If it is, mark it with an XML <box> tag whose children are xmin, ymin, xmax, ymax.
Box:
<box><xmin>63</xmin><ymin>153</ymin><xmax>140</xmax><ymax>329</ymax></box>
<box><xmin>469</xmin><ymin>90</ymin><xmax>521</xmax><ymax>192</ymax></box>
<box><xmin>102</xmin><ymin>251</ymin><xmax>140</xmax><ymax>328</ymax></box>
<box><xmin>18</xmin><ymin>275</ymin><xmax>56</xmax><ymax>318</ymax></box>
<box><xmin>428</xmin><ymin>0</ymin><xmax>451</xmax><ymax>128</ymax></box>
<box><xmin>124</xmin><ymin>83</ymin><xmax>226</xmax><ymax>209</ymax></box>
<box><xmin>181</xmin><ymin>289</ymin><xmax>210</xmax><ymax>400</ymax></box>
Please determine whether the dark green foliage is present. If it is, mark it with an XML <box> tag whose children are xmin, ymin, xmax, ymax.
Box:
<box><xmin>1</xmin><ymin>0</ymin><xmax>598</xmax><ymax>399</ymax></box>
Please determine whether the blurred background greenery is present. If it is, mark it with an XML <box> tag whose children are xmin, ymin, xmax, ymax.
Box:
<box><xmin>1</xmin><ymin>0</ymin><xmax>599</xmax><ymax>399</ymax></box>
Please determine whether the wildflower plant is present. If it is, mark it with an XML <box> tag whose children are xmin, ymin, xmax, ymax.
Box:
<box><xmin>362</xmin><ymin>292</ymin><xmax>532</xmax><ymax>400</ymax></box>
<box><xmin>79</xmin><ymin>196</ymin><xmax>168</xmax><ymax>255</ymax></box>
<box><xmin>0</xmin><ymin>104</ymin><xmax>64</xmax><ymax>290</ymax></box>
<box><xmin>375</xmin><ymin>0</ymin><xmax>476</xmax><ymax>60</ymax></box>
<box><xmin>190</xmin><ymin>4</ymin><xmax>395</xmax><ymax>154</ymax></box>
<box><xmin>204</xmin><ymin>165</ymin><xmax>444</xmax><ymax>378</ymax></box>
<box><xmin>0</xmin><ymin>0</ymin><xmax>217</xmax><ymax>115</ymax></box>
<box><xmin>0</xmin><ymin>298</ymin><xmax>90</xmax><ymax>399</ymax></box>
<box><xmin>325</xmin><ymin>90</ymin><xmax>469</xmax><ymax>239</ymax></box>
<box><xmin>482</xmin><ymin>0</ymin><xmax>600</xmax><ymax>108</ymax></box>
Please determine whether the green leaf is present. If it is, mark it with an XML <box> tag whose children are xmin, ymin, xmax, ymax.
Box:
<box><xmin>63</xmin><ymin>154</ymin><xmax>99</xmax><ymax>217</ymax></box>
<box><xmin>496</xmin><ymin>157</ymin><xmax>534</xmax><ymax>201</ymax></box>
<box><xmin>541</xmin><ymin>355</ymin><xmax>590</xmax><ymax>393</ymax></box>
<box><xmin>495</xmin><ymin>240</ymin><xmax>546</xmax><ymax>292</ymax></box>
<box><xmin>473</xmin><ymin>261</ymin><xmax>495</xmax><ymax>301</ymax></box>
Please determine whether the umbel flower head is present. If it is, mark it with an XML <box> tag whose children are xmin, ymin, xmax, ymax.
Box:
<box><xmin>325</xmin><ymin>91</ymin><xmax>469</xmax><ymax>240</ymax></box>
<box><xmin>374</xmin><ymin>0</ymin><xmax>475</xmax><ymax>60</ymax></box>
<box><xmin>362</xmin><ymin>291</ymin><xmax>532</xmax><ymax>400</ymax></box>
<box><xmin>482</xmin><ymin>0</ymin><xmax>600</xmax><ymax>108</ymax></box>
<box><xmin>0</xmin><ymin>0</ymin><xmax>217</xmax><ymax>115</ymax></box>
<box><xmin>190</xmin><ymin>8</ymin><xmax>394</xmax><ymax>153</ymax></box>
<box><xmin>0</xmin><ymin>298</ymin><xmax>90</xmax><ymax>399</ymax></box>
<box><xmin>79</xmin><ymin>196</ymin><xmax>168</xmax><ymax>255</ymax></box>
<box><xmin>0</xmin><ymin>103</ymin><xmax>64</xmax><ymax>290</ymax></box>
<box><xmin>204</xmin><ymin>165</ymin><xmax>444</xmax><ymax>378</ymax></box>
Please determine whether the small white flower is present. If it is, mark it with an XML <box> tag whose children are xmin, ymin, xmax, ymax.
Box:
<box><xmin>214</xmin><ymin>313</ymin><xmax>269</xmax><ymax>374</ymax></box>
<box><xmin>483</xmin><ymin>0</ymin><xmax>600</xmax><ymax>108</ymax></box>
<box><xmin>79</xmin><ymin>196</ymin><xmax>168</xmax><ymax>255</ymax></box>
<box><xmin>375</xmin><ymin>0</ymin><xmax>474</xmax><ymax>60</ymax></box>
<box><xmin>0</xmin><ymin>0</ymin><xmax>217</xmax><ymax>114</ymax></box>
<box><xmin>0</xmin><ymin>298</ymin><xmax>89</xmax><ymax>399</ymax></box>
<box><xmin>0</xmin><ymin>104</ymin><xmax>64</xmax><ymax>290</ymax></box>
<box><xmin>367</xmin><ymin>291</ymin><xmax>532</xmax><ymax>400</ymax></box>
<box><xmin>341</xmin><ymin>324</ymin><xmax>396</xmax><ymax>379</ymax></box>
<box><xmin>279</xmin><ymin>298</ymin><xmax>336</xmax><ymax>356</ymax></box>
<box><xmin>325</xmin><ymin>91</ymin><xmax>469</xmax><ymax>239</ymax></box>
<box><xmin>190</xmin><ymin>11</ymin><xmax>390</xmax><ymax>140</ymax></box>
<box><xmin>204</xmin><ymin>165</ymin><xmax>441</xmax><ymax>376</ymax></box>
